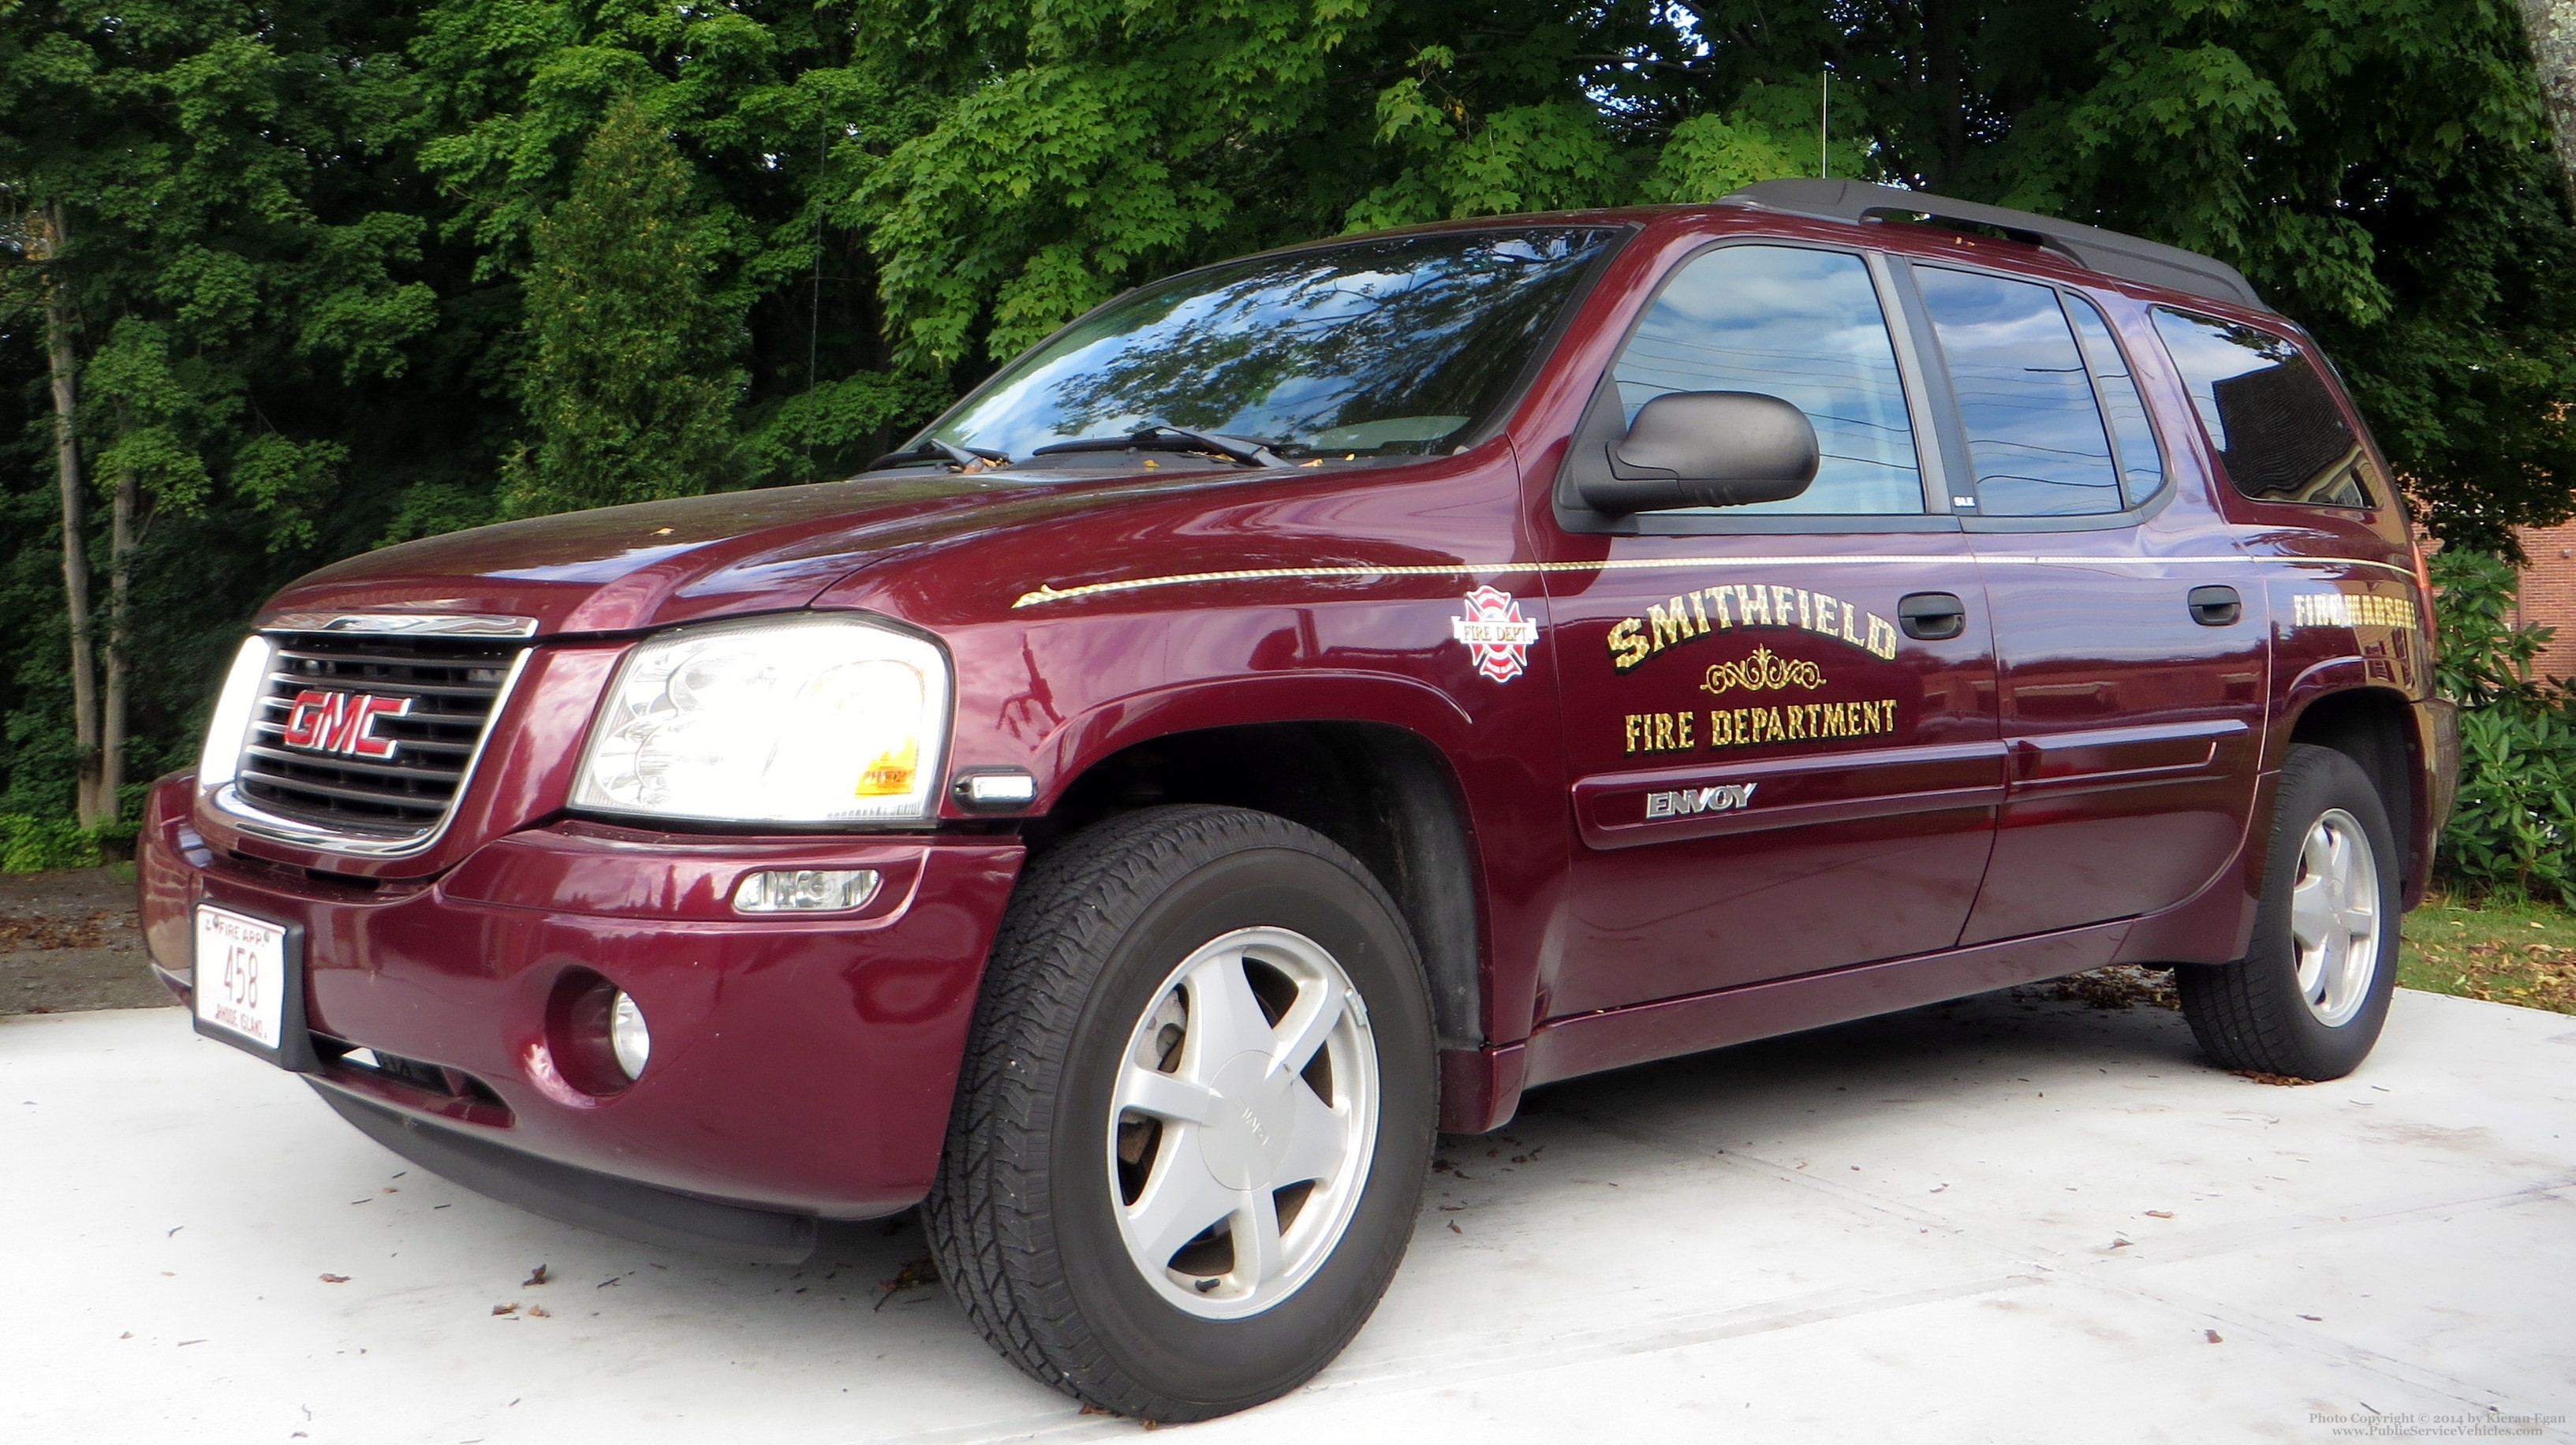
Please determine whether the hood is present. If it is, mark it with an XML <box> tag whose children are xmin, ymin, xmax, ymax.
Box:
<box><xmin>260</xmin><ymin>469</ymin><xmax>1268</xmax><ymax>636</ymax></box>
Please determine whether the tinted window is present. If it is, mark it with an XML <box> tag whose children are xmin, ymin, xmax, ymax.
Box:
<box><xmin>922</xmin><ymin>228</ymin><xmax>1620</xmax><ymax>462</ymax></box>
<box><xmin>1916</xmin><ymin>267</ymin><xmax>2121</xmax><ymax>517</ymax></box>
<box><xmin>2066</xmin><ymin>297</ymin><xmax>2165</xmax><ymax>507</ymax></box>
<box><xmin>2149</xmin><ymin>308</ymin><xmax>2369</xmax><ymax>506</ymax></box>
<box><xmin>1611</xmin><ymin>245</ymin><xmax>1922</xmax><ymax>514</ymax></box>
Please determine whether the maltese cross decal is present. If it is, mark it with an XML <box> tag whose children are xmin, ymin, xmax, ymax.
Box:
<box><xmin>1450</xmin><ymin>585</ymin><xmax>1540</xmax><ymax>683</ymax></box>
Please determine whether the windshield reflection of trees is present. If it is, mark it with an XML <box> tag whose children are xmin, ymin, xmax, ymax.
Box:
<box><xmin>1033</xmin><ymin>233</ymin><xmax>1611</xmax><ymax>453</ymax></box>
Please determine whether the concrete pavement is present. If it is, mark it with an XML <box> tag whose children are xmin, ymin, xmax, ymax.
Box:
<box><xmin>5</xmin><ymin>986</ymin><xmax>2571</xmax><ymax>1443</ymax></box>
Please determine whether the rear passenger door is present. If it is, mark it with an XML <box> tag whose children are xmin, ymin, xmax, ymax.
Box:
<box><xmin>1899</xmin><ymin>263</ymin><xmax>2268</xmax><ymax>943</ymax></box>
<box><xmin>1540</xmin><ymin>242</ymin><xmax>2004</xmax><ymax>1017</ymax></box>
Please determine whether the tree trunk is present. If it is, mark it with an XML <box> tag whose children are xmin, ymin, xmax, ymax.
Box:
<box><xmin>102</xmin><ymin>453</ymin><xmax>136</xmax><ymax>819</ymax></box>
<box><xmin>2520</xmin><ymin>0</ymin><xmax>2576</xmax><ymax>219</ymax></box>
<box><xmin>1926</xmin><ymin>0</ymin><xmax>1967</xmax><ymax>187</ymax></box>
<box><xmin>38</xmin><ymin>203</ymin><xmax>107</xmax><ymax>827</ymax></box>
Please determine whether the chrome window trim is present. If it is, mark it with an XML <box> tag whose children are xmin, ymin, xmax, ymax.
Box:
<box><xmin>207</xmin><ymin>644</ymin><xmax>536</xmax><ymax>858</ymax></box>
<box><xmin>258</xmin><ymin>611</ymin><xmax>539</xmax><ymax>639</ymax></box>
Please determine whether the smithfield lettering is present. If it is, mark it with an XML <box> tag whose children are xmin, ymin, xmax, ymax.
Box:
<box><xmin>1607</xmin><ymin>583</ymin><xmax>1899</xmax><ymax>673</ymax></box>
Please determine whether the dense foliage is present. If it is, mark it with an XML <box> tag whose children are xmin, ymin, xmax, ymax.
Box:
<box><xmin>5</xmin><ymin>0</ymin><xmax>2575</xmax><ymax>841</ymax></box>
<box><xmin>2431</xmin><ymin>547</ymin><xmax>2576</xmax><ymax>905</ymax></box>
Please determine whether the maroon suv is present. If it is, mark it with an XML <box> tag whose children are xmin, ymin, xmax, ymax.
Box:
<box><xmin>141</xmin><ymin>179</ymin><xmax>2457</xmax><ymax>1421</ymax></box>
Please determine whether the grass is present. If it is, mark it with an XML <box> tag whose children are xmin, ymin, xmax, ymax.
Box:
<box><xmin>2400</xmin><ymin>891</ymin><xmax>2576</xmax><ymax>1016</ymax></box>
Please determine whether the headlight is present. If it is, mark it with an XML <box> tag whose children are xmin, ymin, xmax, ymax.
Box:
<box><xmin>197</xmin><ymin>636</ymin><xmax>278</xmax><ymax>789</ymax></box>
<box><xmin>571</xmin><ymin>615</ymin><xmax>950</xmax><ymax>824</ymax></box>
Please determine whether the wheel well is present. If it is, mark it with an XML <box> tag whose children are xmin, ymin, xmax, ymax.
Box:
<box><xmin>1023</xmin><ymin>722</ymin><xmax>1485</xmax><ymax>1050</ymax></box>
<box><xmin>2288</xmin><ymin>689</ymin><xmax>2418</xmax><ymax>880</ymax></box>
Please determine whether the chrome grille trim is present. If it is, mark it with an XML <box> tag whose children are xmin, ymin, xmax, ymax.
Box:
<box><xmin>259</xmin><ymin>611</ymin><xmax>539</xmax><ymax>638</ymax></box>
<box><xmin>210</xmin><ymin>641</ymin><xmax>534</xmax><ymax>859</ymax></box>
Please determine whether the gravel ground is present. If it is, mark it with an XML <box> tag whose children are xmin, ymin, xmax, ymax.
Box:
<box><xmin>0</xmin><ymin>866</ymin><xmax>170</xmax><ymax>1017</ymax></box>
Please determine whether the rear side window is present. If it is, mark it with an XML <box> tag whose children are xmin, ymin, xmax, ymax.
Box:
<box><xmin>1611</xmin><ymin>244</ymin><xmax>1924</xmax><ymax>515</ymax></box>
<box><xmin>2149</xmin><ymin>308</ymin><xmax>2372</xmax><ymax>507</ymax></box>
<box><xmin>1914</xmin><ymin>267</ymin><xmax>2122</xmax><ymax>517</ymax></box>
<box><xmin>2065</xmin><ymin>296</ymin><xmax>2165</xmax><ymax>507</ymax></box>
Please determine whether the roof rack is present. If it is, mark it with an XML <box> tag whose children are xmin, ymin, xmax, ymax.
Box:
<box><xmin>1722</xmin><ymin>177</ymin><xmax>2269</xmax><ymax>314</ymax></box>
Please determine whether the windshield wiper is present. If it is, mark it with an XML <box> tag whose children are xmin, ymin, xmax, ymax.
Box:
<box><xmin>1029</xmin><ymin>424</ymin><xmax>1290</xmax><ymax>469</ymax></box>
<box><xmin>866</xmin><ymin>438</ymin><xmax>1010</xmax><ymax>472</ymax></box>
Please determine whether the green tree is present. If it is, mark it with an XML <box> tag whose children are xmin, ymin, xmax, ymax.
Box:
<box><xmin>503</xmin><ymin>95</ymin><xmax>745</xmax><ymax>515</ymax></box>
<box><xmin>0</xmin><ymin>0</ymin><xmax>457</xmax><ymax>824</ymax></box>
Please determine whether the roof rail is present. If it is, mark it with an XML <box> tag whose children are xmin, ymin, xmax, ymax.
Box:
<box><xmin>1722</xmin><ymin>177</ymin><xmax>2269</xmax><ymax>314</ymax></box>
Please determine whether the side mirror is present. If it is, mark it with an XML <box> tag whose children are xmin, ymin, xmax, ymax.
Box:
<box><xmin>1576</xmin><ymin>390</ymin><xmax>1820</xmax><ymax>514</ymax></box>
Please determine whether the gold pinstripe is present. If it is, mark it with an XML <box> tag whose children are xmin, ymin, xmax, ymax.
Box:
<box><xmin>1010</xmin><ymin>553</ymin><xmax>2417</xmax><ymax>609</ymax></box>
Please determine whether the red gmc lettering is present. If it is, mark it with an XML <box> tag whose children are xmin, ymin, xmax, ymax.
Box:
<box><xmin>280</xmin><ymin>689</ymin><xmax>410</xmax><ymax>756</ymax></box>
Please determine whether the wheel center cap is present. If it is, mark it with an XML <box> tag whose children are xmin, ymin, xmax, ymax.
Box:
<box><xmin>1197</xmin><ymin>1050</ymin><xmax>1299</xmax><ymax>1191</ymax></box>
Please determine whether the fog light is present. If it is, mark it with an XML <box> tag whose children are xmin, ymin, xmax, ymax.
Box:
<box><xmin>608</xmin><ymin>991</ymin><xmax>651</xmax><ymax>1079</ymax></box>
<box><xmin>732</xmin><ymin>868</ymin><xmax>880</xmax><ymax>913</ymax></box>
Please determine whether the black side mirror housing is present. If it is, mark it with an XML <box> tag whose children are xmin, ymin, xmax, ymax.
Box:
<box><xmin>1575</xmin><ymin>390</ymin><xmax>1820</xmax><ymax>514</ymax></box>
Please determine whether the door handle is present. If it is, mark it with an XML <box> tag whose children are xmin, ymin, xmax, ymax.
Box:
<box><xmin>1897</xmin><ymin>592</ymin><xmax>1967</xmax><ymax>640</ymax></box>
<box><xmin>2187</xmin><ymin>584</ymin><xmax>2242</xmax><ymax>627</ymax></box>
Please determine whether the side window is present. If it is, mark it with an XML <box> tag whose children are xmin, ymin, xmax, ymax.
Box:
<box><xmin>1611</xmin><ymin>245</ymin><xmax>1923</xmax><ymax>515</ymax></box>
<box><xmin>1914</xmin><ymin>267</ymin><xmax>2122</xmax><ymax>517</ymax></box>
<box><xmin>2065</xmin><ymin>296</ymin><xmax>2166</xmax><ymax>507</ymax></box>
<box><xmin>2149</xmin><ymin>308</ymin><xmax>2370</xmax><ymax>507</ymax></box>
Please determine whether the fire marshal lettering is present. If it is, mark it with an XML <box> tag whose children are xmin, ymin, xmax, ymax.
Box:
<box><xmin>2291</xmin><ymin>591</ymin><xmax>2417</xmax><ymax>630</ymax></box>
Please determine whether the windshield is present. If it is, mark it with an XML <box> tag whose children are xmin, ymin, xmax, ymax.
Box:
<box><xmin>917</xmin><ymin>227</ymin><xmax>1623</xmax><ymax>464</ymax></box>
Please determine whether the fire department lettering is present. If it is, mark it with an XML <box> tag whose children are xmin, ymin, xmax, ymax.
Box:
<box><xmin>1645</xmin><ymin>783</ymin><xmax>1757</xmax><ymax>820</ymax></box>
<box><xmin>281</xmin><ymin>690</ymin><xmax>413</xmax><ymax>758</ymax></box>
<box><xmin>1624</xmin><ymin>699</ymin><xmax>1899</xmax><ymax>754</ymax></box>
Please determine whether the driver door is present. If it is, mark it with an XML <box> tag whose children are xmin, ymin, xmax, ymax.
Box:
<box><xmin>1538</xmin><ymin>241</ymin><xmax>2005</xmax><ymax>1017</ymax></box>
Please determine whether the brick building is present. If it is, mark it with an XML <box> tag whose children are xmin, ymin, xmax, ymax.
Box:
<box><xmin>2516</xmin><ymin>520</ymin><xmax>2576</xmax><ymax>683</ymax></box>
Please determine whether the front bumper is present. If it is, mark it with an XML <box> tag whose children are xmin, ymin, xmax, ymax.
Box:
<box><xmin>141</xmin><ymin>774</ymin><xmax>1023</xmax><ymax>1227</ymax></box>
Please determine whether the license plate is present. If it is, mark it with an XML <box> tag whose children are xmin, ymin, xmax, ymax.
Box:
<box><xmin>194</xmin><ymin>905</ymin><xmax>293</xmax><ymax>1052</ymax></box>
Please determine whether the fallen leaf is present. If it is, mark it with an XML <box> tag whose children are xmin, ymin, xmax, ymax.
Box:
<box><xmin>522</xmin><ymin>1264</ymin><xmax>550</xmax><ymax>1287</ymax></box>
<box><xmin>177</xmin><ymin>1340</ymin><xmax>205</xmax><ymax>1347</ymax></box>
<box><xmin>873</xmin><ymin>1256</ymin><xmax>939</xmax><ymax>1311</ymax></box>
<box><xmin>2205</xmin><ymin>1330</ymin><xmax>2223</xmax><ymax>1343</ymax></box>
<box><xmin>319</xmin><ymin>1274</ymin><xmax>350</xmax><ymax>1284</ymax></box>
<box><xmin>1447</xmin><ymin>1221</ymin><xmax>1461</xmax><ymax>1234</ymax></box>
<box><xmin>2299</xmin><ymin>1313</ymin><xmax>2323</xmax><ymax>1321</ymax></box>
<box><xmin>491</xmin><ymin>1303</ymin><xmax>518</xmax><ymax>1316</ymax></box>
<box><xmin>2234</xmin><ymin>1070</ymin><xmax>2318</xmax><ymax>1087</ymax></box>
<box><xmin>119</xmin><ymin>1332</ymin><xmax>132</xmax><ymax>1340</ymax></box>
<box><xmin>527</xmin><ymin>1305</ymin><xmax>551</xmax><ymax>1318</ymax></box>
<box><xmin>2109</xmin><ymin>1238</ymin><xmax>2133</xmax><ymax>1249</ymax></box>
<box><xmin>2145</xmin><ymin>1210</ymin><xmax>2175</xmax><ymax>1219</ymax></box>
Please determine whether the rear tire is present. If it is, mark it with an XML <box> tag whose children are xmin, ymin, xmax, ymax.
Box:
<box><xmin>924</xmin><ymin>805</ymin><xmax>1436</xmax><ymax>1422</ymax></box>
<box><xmin>2178</xmin><ymin>744</ymin><xmax>2400</xmax><ymax>1081</ymax></box>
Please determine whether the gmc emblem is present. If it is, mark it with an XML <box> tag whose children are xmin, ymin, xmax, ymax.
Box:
<box><xmin>281</xmin><ymin>690</ymin><xmax>413</xmax><ymax>758</ymax></box>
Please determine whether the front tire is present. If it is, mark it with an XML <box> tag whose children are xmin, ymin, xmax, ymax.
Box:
<box><xmin>2178</xmin><ymin>743</ymin><xmax>2401</xmax><ymax>1081</ymax></box>
<box><xmin>924</xmin><ymin>805</ymin><xmax>1436</xmax><ymax>1422</ymax></box>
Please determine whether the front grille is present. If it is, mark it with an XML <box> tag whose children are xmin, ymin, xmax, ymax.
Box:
<box><xmin>234</xmin><ymin>632</ymin><xmax>524</xmax><ymax>838</ymax></box>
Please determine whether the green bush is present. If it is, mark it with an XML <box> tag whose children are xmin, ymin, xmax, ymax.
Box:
<box><xmin>0</xmin><ymin>815</ymin><xmax>106</xmax><ymax>872</ymax></box>
<box><xmin>2431</xmin><ymin>549</ymin><xmax>2576</xmax><ymax>907</ymax></box>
